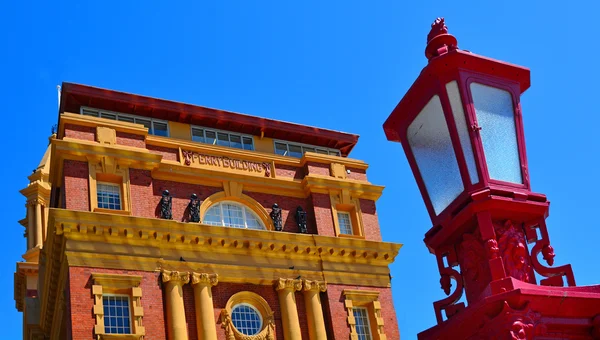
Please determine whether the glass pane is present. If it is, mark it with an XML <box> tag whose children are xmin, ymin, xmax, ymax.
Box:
<box><xmin>135</xmin><ymin>119</ymin><xmax>152</xmax><ymax>131</ymax></box>
<box><xmin>230</xmin><ymin>135</ymin><xmax>243</xmax><ymax>149</ymax></box>
<box><xmin>329</xmin><ymin>150</ymin><xmax>341</xmax><ymax>156</ymax></box>
<box><xmin>315</xmin><ymin>149</ymin><xmax>329</xmax><ymax>155</ymax></box>
<box><xmin>82</xmin><ymin>109</ymin><xmax>99</xmax><ymax>117</ymax></box>
<box><xmin>231</xmin><ymin>304</ymin><xmax>262</xmax><ymax>335</ymax></box>
<box><xmin>192</xmin><ymin>128</ymin><xmax>205</xmax><ymax>143</ymax></box>
<box><xmin>100</xmin><ymin>113</ymin><xmax>117</xmax><ymax>120</ymax></box>
<box><xmin>303</xmin><ymin>147</ymin><xmax>315</xmax><ymax>153</ymax></box>
<box><xmin>337</xmin><ymin>212</ymin><xmax>353</xmax><ymax>235</ymax></box>
<box><xmin>153</xmin><ymin>122</ymin><xmax>169</xmax><ymax>137</ymax></box>
<box><xmin>217</xmin><ymin>132</ymin><xmax>229</xmax><ymax>147</ymax></box>
<box><xmin>470</xmin><ymin>83</ymin><xmax>522</xmax><ymax>184</ymax></box>
<box><xmin>288</xmin><ymin>145</ymin><xmax>302</xmax><ymax>158</ymax></box>
<box><xmin>205</xmin><ymin>131</ymin><xmax>217</xmax><ymax>145</ymax></box>
<box><xmin>204</xmin><ymin>205</ymin><xmax>222</xmax><ymax>225</ymax></box>
<box><xmin>275</xmin><ymin>143</ymin><xmax>288</xmax><ymax>156</ymax></box>
<box><xmin>446</xmin><ymin>81</ymin><xmax>479</xmax><ymax>184</ymax></box>
<box><xmin>118</xmin><ymin>116</ymin><xmax>135</xmax><ymax>123</ymax></box>
<box><xmin>408</xmin><ymin>95</ymin><xmax>464</xmax><ymax>215</ymax></box>
<box><xmin>242</xmin><ymin>137</ymin><xmax>254</xmax><ymax>150</ymax></box>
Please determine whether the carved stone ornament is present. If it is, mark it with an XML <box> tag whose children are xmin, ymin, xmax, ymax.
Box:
<box><xmin>303</xmin><ymin>280</ymin><xmax>327</xmax><ymax>292</ymax></box>
<box><xmin>274</xmin><ymin>278</ymin><xmax>302</xmax><ymax>292</ymax></box>
<box><xmin>541</xmin><ymin>244</ymin><xmax>555</xmax><ymax>266</ymax></box>
<box><xmin>270</xmin><ymin>204</ymin><xmax>282</xmax><ymax>231</ymax></box>
<box><xmin>221</xmin><ymin>309</ymin><xmax>275</xmax><ymax>340</ymax></box>
<box><xmin>161</xmin><ymin>270</ymin><xmax>190</xmax><ymax>285</ymax></box>
<box><xmin>477</xmin><ymin>301</ymin><xmax>545</xmax><ymax>340</ymax></box>
<box><xmin>295</xmin><ymin>206</ymin><xmax>308</xmax><ymax>234</ymax></box>
<box><xmin>188</xmin><ymin>193</ymin><xmax>201</xmax><ymax>223</ymax></box>
<box><xmin>191</xmin><ymin>273</ymin><xmax>218</xmax><ymax>286</ymax></box>
<box><xmin>160</xmin><ymin>190</ymin><xmax>173</xmax><ymax>220</ymax></box>
<box><xmin>496</xmin><ymin>220</ymin><xmax>534</xmax><ymax>283</ymax></box>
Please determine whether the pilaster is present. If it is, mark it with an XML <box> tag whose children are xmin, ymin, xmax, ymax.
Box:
<box><xmin>274</xmin><ymin>278</ymin><xmax>302</xmax><ymax>340</ymax></box>
<box><xmin>162</xmin><ymin>270</ymin><xmax>190</xmax><ymax>340</ymax></box>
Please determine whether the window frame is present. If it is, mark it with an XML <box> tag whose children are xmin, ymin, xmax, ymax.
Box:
<box><xmin>337</xmin><ymin>211</ymin><xmax>354</xmax><ymax>235</ymax></box>
<box><xmin>273</xmin><ymin>139</ymin><xmax>341</xmax><ymax>158</ymax></box>
<box><xmin>80</xmin><ymin>106</ymin><xmax>170</xmax><ymax>137</ymax></box>
<box><xmin>352</xmin><ymin>307</ymin><xmax>373</xmax><ymax>340</ymax></box>
<box><xmin>96</xmin><ymin>182</ymin><xmax>123</xmax><ymax>211</ymax></box>
<box><xmin>190</xmin><ymin>125</ymin><xmax>255</xmax><ymax>151</ymax></box>
<box><xmin>203</xmin><ymin>201</ymin><xmax>266</xmax><ymax>230</ymax></box>
<box><xmin>342</xmin><ymin>289</ymin><xmax>386</xmax><ymax>340</ymax></box>
<box><xmin>88</xmin><ymin>161</ymin><xmax>132</xmax><ymax>216</ymax></box>
<box><xmin>221</xmin><ymin>291</ymin><xmax>275</xmax><ymax>340</ymax></box>
<box><xmin>230</xmin><ymin>302</ymin><xmax>264</xmax><ymax>336</ymax></box>
<box><xmin>102</xmin><ymin>294</ymin><xmax>133</xmax><ymax>335</ymax></box>
<box><xmin>331</xmin><ymin>190</ymin><xmax>365</xmax><ymax>238</ymax></box>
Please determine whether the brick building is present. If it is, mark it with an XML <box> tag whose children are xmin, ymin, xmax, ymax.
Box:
<box><xmin>14</xmin><ymin>83</ymin><xmax>401</xmax><ymax>340</ymax></box>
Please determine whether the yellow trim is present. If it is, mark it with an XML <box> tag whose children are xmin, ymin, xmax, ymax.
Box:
<box><xmin>331</xmin><ymin>190</ymin><xmax>365</xmax><ymax>238</ymax></box>
<box><xmin>89</xmin><ymin>162</ymin><xmax>132</xmax><ymax>215</ymax></box>
<box><xmin>253</xmin><ymin>136</ymin><xmax>275</xmax><ymax>154</ymax></box>
<box><xmin>199</xmin><ymin>190</ymin><xmax>273</xmax><ymax>230</ymax></box>
<box><xmin>59</xmin><ymin>112</ymin><xmax>149</xmax><ymax>137</ymax></box>
<box><xmin>92</xmin><ymin>273</ymin><xmax>145</xmax><ymax>339</ymax></box>
<box><xmin>221</xmin><ymin>291</ymin><xmax>275</xmax><ymax>340</ymax></box>
<box><xmin>342</xmin><ymin>290</ymin><xmax>386</xmax><ymax>340</ymax></box>
<box><xmin>168</xmin><ymin>121</ymin><xmax>192</xmax><ymax>140</ymax></box>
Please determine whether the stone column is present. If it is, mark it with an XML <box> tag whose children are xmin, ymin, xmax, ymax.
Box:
<box><xmin>275</xmin><ymin>278</ymin><xmax>303</xmax><ymax>340</ymax></box>
<box><xmin>191</xmin><ymin>273</ymin><xmax>218</xmax><ymax>340</ymax></box>
<box><xmin>34</xmin><ymin>201</ymin><xmax>43</xmax><ymax>248</ymax></box>
<box><xmin>26</xmin><ymin>203</ymin><xmax>34</xmax><ymax>250</ymax></box>
<box><xmin>302</xmin><ymin>280</ymin><xmax>328</xmax><ymax>340</ymax></box>
<box><xmin>162</xmin><ymin>270</ymin><xmax>190</xmax><ymax>340</ymax></box>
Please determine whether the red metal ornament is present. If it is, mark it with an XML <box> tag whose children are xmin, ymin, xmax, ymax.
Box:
<box><xmin>384</xmin><ymin>18</ymin><xmax>600</xmax><ymax>339</ymax></box>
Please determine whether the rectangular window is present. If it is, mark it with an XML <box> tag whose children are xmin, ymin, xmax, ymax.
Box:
<box><xmin>337</xmin><ymin>212</ymin><xmax>353</xmax><ymax>235</ymax></box>
<box><xmin>353</xmin><ymin>307</ymin><xmax>373</xmax><ymax>340</ymax></box>
<box><xmin>273</xmin><ymin>140</ymin><xmax>340</xmax><ymax>158</ymax></box>
<box><xmin>103</xmin><ymin>295</ymin><xmax>131</xmax><ymax>334</ymax></box>
<box><xmin>79</xmin><ymin>107</ymin><xmax>170</xmax><ymax>137</ymax></box>
<box><xmin>97</xmin><ymin>182</ymin><xmax>122</xmax><ymax>210</ymax></box>
<box><xmin>190</xmin><ymin>126</ymin><xmax>255</xmax><ymax>151</ymax></box>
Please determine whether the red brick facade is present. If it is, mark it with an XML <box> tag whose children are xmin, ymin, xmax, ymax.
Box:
<box><xmin>54</xmin><ymin>117</ymin><xmax>399</xmax><ymax>340</ymax></box>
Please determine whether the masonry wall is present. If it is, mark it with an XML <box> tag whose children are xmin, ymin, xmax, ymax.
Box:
<box><xmin>68</xmin><ymin>267</ymin><xmax>167</xmax><ymax>340</ymax></box>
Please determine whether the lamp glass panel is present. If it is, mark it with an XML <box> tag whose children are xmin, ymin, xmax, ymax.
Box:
<box><xmin>470</xmin><ymin>83</ymin><xmax>522</xmax><ymax>184</ymax></box>
<box><xmin>446</xmin><ymin>81</ymin><xmax>479</xmax><ymax>184</ymax></box>
<box><xmin>408</xmin><ymin>95</ymin><xmax>464</xmax><ymax>215</ymax></box>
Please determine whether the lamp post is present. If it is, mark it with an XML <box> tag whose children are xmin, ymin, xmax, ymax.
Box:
<box><xmin>384</xmin><ymin>18</ymin><xmax>600</xmax><ymax>339</ymax></box>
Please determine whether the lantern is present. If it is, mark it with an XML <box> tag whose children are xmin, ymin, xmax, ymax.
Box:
<box><xmin>383</xmin><ymin>18</ymin><xmax>531</xmax><ymax>225</ymax></box>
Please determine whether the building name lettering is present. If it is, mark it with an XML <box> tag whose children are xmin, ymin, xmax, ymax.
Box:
<box><xmin>182</xmin><ymin>150</ymin><xmax>272</xmax><ymax>177</ymax></box>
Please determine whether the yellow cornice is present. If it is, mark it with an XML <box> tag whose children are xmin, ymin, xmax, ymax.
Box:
<box><xmin>46</xmin><ymin>208</ymin><xmax>401</xmax><ymax>287</ymax></box>
<box><xmin>20</xmin><ymin>181</ymin><xmax>52</xmax><ymax>201</ymax></box>
<box><xmin>59</xmin><ymin>112</ymin><xmax>149</xmax><ymax>137</ymax></box>
<box><xmin>52</xmin><ymin>138</ymin><xmax>162</xmax><ymax>170</ymax></box>
<box><xmin>302</xmin><ymin>175</ymin><xmax>384</xmax><ymax>201</ymax></box>
<box><xmin>91</xmin><ymin>273</ymin><xmax>142</xmax><ymax>288</ymax></box>
<box><xmin>300</xmin><ymin>152</ymin><xmax>369</xmax><ymax>170</ymax></box>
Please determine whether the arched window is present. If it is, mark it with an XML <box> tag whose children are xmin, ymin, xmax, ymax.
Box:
<box><xmin>204</xmin><ymin>201</ymin><xmax>266</xmax><ymax>230</ymax></box>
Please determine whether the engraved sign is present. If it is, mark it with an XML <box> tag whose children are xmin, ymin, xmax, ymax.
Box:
<box><xmin>181</xmin><ymin>149</ymin><xmax>273</xmax><ymax>177</ymax></box>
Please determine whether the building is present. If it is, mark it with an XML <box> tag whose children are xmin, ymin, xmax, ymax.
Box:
<box><xmin>14</xmin><ymin>83</ymin><xmax>402</xmax><ymax>340</ymax></box>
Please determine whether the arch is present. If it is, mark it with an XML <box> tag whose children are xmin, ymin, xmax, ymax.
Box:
<box><xmin>200</xmin><ymin>191</ymin><xmax>273</xmax><ymax>230</ymax></box>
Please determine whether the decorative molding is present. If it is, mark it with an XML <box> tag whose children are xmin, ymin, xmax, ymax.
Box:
<box><xmin>96</xmin><ymin>127</ymin><xmax>117</xmax><ymax>146</ymax></box>
<box><xmin>342</xmin><ymin>290</ymin><xmax>386</xmax><ymax>340</ymax></box>
<box><xmin>221</xmin><ymin>291</ymin><xmax>276</xmax><ymax>340</ymax></box>
<box><xmin>330</xmin><ymin>163</ymin><xmax>347</xmax><ymax>179</ymax></box>
<box><xmin>161</xmin><ymin>270</ymin><xmax>190</xmax><ymax>285</ymax></box>
<box><xmin>59</xmin><ymin>112</ymin><xmax>149</xmax><ymax>137</ymax></box>
<box><xmin>92</xmin><ymin>273</ymin><xmax>142</xmax><ymax>289</ymax></box>
<box><xmin>191</xmin><ymin>273</ymin><xmax>218</xmax><ymax>286</ymax></box>
<box><xmin>303</xmin><ymin>280</ymin><xmax>327</xmax><ymax>292</ymax></box>
<box><xmin>275</xmin><ymin>278</ymin><xmax>303</xmax><ymax>292</ymax></box>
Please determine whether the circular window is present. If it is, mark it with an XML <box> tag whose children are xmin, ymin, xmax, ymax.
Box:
<box><xmin>231</xmin><ymin>303</ymin><xmax>263</xmax><ymax>336</ymax></box>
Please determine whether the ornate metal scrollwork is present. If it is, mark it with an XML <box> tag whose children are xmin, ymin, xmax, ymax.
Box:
<box><xmin>270</xmin><ymin>204</ymin><xmax>282</xmax><ymax>231</ymax></box>
<box><xmin>295</xmin><ymin>206</ymin><xmax>307</xmax><ymax>234</ymax></box>
<box><xmin>160</xmin><ymin>190</ymin><xmax>172</xmax><ymax>220</ymax></box>
<box><xmin>188</xmin><ymin>193</ymin><xmax>200</xmax><ymax>223</ymax></box>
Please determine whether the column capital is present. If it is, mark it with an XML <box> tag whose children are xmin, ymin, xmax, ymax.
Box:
<box><xmin>275</xmin><ymin>278</ymin><xmax>302</xmax><ymax>292</ymax></box>
<box><xmin>161</xmin><ymin>270</ymin><xmax>190</xmax><ymax>285</ymax></box>
<box><xmin>303</xmin><ymin>279</ymin><xmax>327</xmax><ymax>292</ymax></box>
<box><xmin>191</xmin><ymin>272</ymin><xmax>218</xmax><ymax>286</ymax></box>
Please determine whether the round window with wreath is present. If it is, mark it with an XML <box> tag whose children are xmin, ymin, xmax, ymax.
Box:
<box><xmin>221</xmin><ymin>292</ymin><xmax>275</xmax><ymax>340</ymax></box>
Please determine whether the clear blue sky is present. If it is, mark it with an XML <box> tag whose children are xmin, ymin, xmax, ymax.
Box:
<box><xmin>2</xmin><ymin>1</ymin><xmax>599</xmax><ymax>338</ymax></box>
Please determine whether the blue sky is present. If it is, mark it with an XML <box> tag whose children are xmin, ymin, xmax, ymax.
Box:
<box><xmin>2</xmin><ymin>1</ymin><xmax>599</xmax><ymax>338</ymax></box>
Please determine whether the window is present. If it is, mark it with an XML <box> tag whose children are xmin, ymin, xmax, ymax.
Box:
<box><xmin>103</xmin><ymin>295</ymin><xmax>131</xmax><ymax>334</ymax></box>
<box><xmin>337</xmin><ymin>212</ymin><xmax>353</xmax><ymax>235</ymax></box>
<box><xmin>353</xmin><ymin>307</ymin><xmax>373</xmax><ymax>340</ymax></box>
<box><xmin>80</xmin><ymin>107</ymin><xmax>169</xmax><ymax>137</ymax></box>
<box><xmin>204</xmin><ymin>202</ymin><xmax>265</xmax><ymax>230</ymax></box>
<box><xmin>274</xmin><ymin>140</ymin><xmax>340</xmax><ymax>158</ymax></box>
<box><xmin>97</xmin><ymin>183</ymin><xmax>122</xmax><ymax>210</ymax></box>
<box><xmin>191</xmin><ymin>126</ymin><xmax>254</xmax><ymax>151</ymax></box>
<box><xmin>231</xmin><ymin>303</ymin><xmax>263</xmax><ymax>336</ymax></box>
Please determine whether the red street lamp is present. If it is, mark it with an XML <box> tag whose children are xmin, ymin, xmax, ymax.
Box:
<box><xmin>384</xmin><ymin>18</ymin><xmax>600</xmax><ymax>339</ymax></box>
